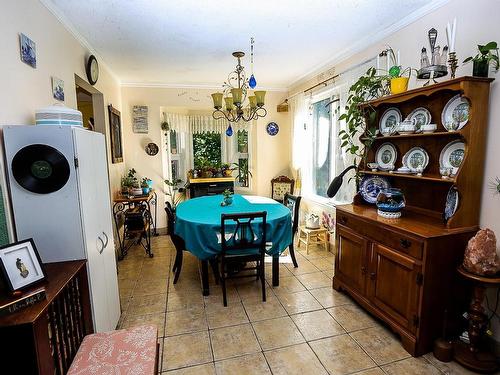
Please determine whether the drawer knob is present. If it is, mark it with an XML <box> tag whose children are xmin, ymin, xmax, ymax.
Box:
<box><xmin>400</xmin><ymin>239</ymin><xmax>412</xmax><ymax>249</ymax></box>
<box><xmin>370</xmin><ymin>272</ymin><xmax>376</xmax><ymax>280</ymax></box>
<box><xmin>339</xmin><ymin>216</ymin><xmax>348</xmax><ymax>225</ymax></box>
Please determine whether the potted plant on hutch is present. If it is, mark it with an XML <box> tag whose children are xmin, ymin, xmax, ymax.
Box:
<box><xmin>463</xmin><ymin>41</ymin><xmax>499</xmax><ymax>77</ymax></box>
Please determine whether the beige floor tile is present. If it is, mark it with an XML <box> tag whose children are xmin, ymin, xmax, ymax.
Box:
<box><xmin>382</xmin><ymin>357</ymin><xmax>441</xmax><ymax>375</ymax></box>
<box><xmin>210</xmin><ymin>323</ymin><xmax>261</xmax><ymax>361</ymax></box>
<box><xmin>309</xmin><ymin>334</ymin><xmax>376</xmax><ymax>375</ymax></box>
<box><xmin>309</xmin><ymin>287</ymin><xmax>352</xmax><ymax>308</ymax></box>
<box><xmin>118</xmin><ymin>268</ymin><xmax>142</xmax><ymax>280</ymax></box>
<box><xmin>423</xmin><ymin>353</ymin><xmax>480</xmax><ymax>375</ymax></box>
<box><xmin>165</xmin><ymin>308</ymin><xmax>208</xmax><ymax>336</ymax></box>
<box><xmin>285</xmin><ymin>260</ymin><xmax>320</xmax><ymax>275</ymax></box>
<box><xmin>272</xmin><ymin>276</ymin><xmax>306</xmax><ymax>295</ymax></box>
<box><xmin>164</xmin><ymin>363</ymin><xmax>216</xmax><ymax>374</ymax></box>
<box><xmin>291</xmin><ymin>310</ymin><xmax>345</xmax><ymax>341</ymax></box>
<box><xmin>128</xmin><ymin>293</ymin><xmax>167</xmax><ymax>315</ymax></box>
<box><xmin>167</xmin><ymin>290</ymin><xmax>205</xmax><ymax>312</ymax></box>
<box><xmin>205</xmin><ymin>302</ymin><xmax>249</xmax><ymax>329</ymax></box>
<box><xmin>139</xmin><ymin>269</ymin><xmax>170</xmax><ymax>281</ymax></box>
<box><xmin>162</xmin><ymin>331</ymin><xmax>213</xmax><ymax>371</ymax></box>
<box><xmin>252</xmin><ymin>316</ymin><xmax>305</xmax><ymax>350</ymax></box>
<box><xmin>121</xmin><ymin>312</ymin><xmax>166</xmax><ymax>337</ymax></box>
<box><xmin>309</xmin><ymin>257</ymin><xmax>334</xmax><ymax>272</ymax></box>
<box><xmin>296</xmin><ymin>272</ymin><xmax>332</xmax><ymax>290</ymax></box>
<box><xmin>277</xmin><ymin>290</ymin><xmax>322</xmax><ymax>314</ymax></box>
<box><xmin>327</xmin><ymin>304</ymin><xmax>376</xmax><ymax>332</ymax></box>
<box><xmin>352</xmin><ymin>368</ymin><xmax>385</xmax><ymax>375</ymax></box>
<box><xmin>264</xmin><ymin>343</ymin><xmax>328</xmax><ymax>375</ymax></box>
<box><xmin>235</xmin><ymin>279</ymin><xmax>271</xmax><ymax>300</ymax></box>
<box><xmin>323</xmin><ymin>269</ymin><xmax>334</xmax><ymax>278</ymax></box>
<box><xmin>134</xmin><ymin>280</ymin><xmax>168</xmax><ymax>296</ymax></box>
<box><xmin>203</xmin><ymin>285</ymin><xmax>240</xmax><ymax>305</ymax></box>
<box><xmin>215</xmin><ymin>352</ymin><xmax>272</xmax><ymax>375</ymax></box>
<box><xmin>265</xmin><ymin>263</ymin><xmax>294</xmax><ymax>279</ymax></box>
<box><xmin>118</xmin><ymin>278</ymin><xmax>138</xmax><ymax>290</ymax></box>
<box><xmin>242</xmin><ymin>295</ymin><xmax>287</xmax><ymax>321</ymax></box>
<box><xmin>350</xmin><ymin>326</ymin><xmax>411</xmax><ymax>365</ymax></box>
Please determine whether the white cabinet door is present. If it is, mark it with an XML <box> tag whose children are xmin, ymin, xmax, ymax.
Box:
<box><xmin>73</xmin><ymin>129</ymin><xmax>109</xmax><ymax>332</ymax></box>
<box><xmin>93</xmin><ymin>134</ymin><xmax>121</xmax><ymax>329</ymax></box>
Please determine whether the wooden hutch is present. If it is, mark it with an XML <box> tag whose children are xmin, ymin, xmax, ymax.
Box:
<box><xmin>333</xmin><ymin>76</ymin><xmax>493</xmax><ymax>356</ymax></box>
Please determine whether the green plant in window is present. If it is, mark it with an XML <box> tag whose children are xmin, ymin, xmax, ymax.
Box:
<box><xmin>164</xmin><ymin>178</ymin><xmax>186</xmax><ymax>208</ymax></box>
<box><xmin>231</xmin><ymin>159</ymin><xmax>252</xmax><ymax>187</ymax></box>
<box><xmin>193</xmin><ymin>132</ymin><xmax>222</xmax><ymax>167</ymax></box>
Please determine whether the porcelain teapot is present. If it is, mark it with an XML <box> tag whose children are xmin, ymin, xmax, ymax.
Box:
<box><xmin>305</xmin><ymin>213</ymin><xmax>320</xmax><ymax>229</ymax></box>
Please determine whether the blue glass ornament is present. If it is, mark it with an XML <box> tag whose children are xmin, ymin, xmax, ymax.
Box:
<box><xmin>225</xmin><ymin>124</ymin><xmax>233</xmax><ymax>136</ymax></box>
<box><xmin>249</xmin><ymin>74</ymin><xmax>257</xmax><ymax>89</ymax></box>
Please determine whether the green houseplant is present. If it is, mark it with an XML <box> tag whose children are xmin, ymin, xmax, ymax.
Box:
<box><xmin>141</xmin><ymin>177</ymin><xmax>152</xmax><ymax>194</ymax></box>
<box><xmin>231</xmin><ymin>160</ymin><xmax>252</xmax><ymax>187</ymax></box>
<box><xmin>221</xmin><ymin>189</ymin><xmax>233</xmax><ymax>206</ymax></box>
<box><xmin>164</xmin><ymin>178</ymin><xmax>186</xmax><ymax>209</ymax></box>
<box><xmin>121</xmin><ymin>168</ymin><xmax>139</xmax><ymax>194</ymax></box>
<box><xmin>463</xmin><ymin>41</ymin><xmax>499</xmax><ymax>77</ymax></box>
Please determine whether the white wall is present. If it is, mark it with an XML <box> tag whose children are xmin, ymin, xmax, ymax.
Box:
<box><xmin>290</xmin><ymin>0</ymin><xmax>500</xmax><ymax>338</ymax></box>
<box><xmin>0</xmin><ymin>0</ymin><xmax>125</xmax><ymax>240</ymax></box>
<box><xmin>120</xmin><ymin>86</ymin><xmax>290</xmax><ymax>228</ymax></box>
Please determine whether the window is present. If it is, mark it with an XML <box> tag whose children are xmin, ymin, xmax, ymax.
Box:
<box><xmin>193</xmin><ymin>132</ymin><xmax>222</xmax><ymax>168</ymax></box>
<box><xmin>169</xmin><ymin>130</ymin><xmax>185</xmax><ymax>184</ymax></box>
<box><xmin>235</xmin><ymin>130</ymin><xmax>250</xmax><ymax>187</ymax></box>
<box><xmin>308</xmin><ymin>97</ymin><xmax>334</xmax><ymax>199</ymax></box>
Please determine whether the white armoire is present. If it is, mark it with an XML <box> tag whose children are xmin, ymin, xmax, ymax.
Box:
<box><xmin>3</xmin><ymin>125</ymin><xmax>120</xmax><ymax>332</ymax></box>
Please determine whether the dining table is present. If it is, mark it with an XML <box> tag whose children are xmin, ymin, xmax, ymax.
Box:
<box><xmin>175</xmin><ymin>194</ymin><xmax>292</xmax><ymax>295</ymax></box>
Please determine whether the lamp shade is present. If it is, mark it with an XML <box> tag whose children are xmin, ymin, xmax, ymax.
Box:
<box><xmin>231</xmin><ymin>88</ymin><xmax>243</xmax><ymax>105</ymax></box>
<box><xmin>211</xmin><ymin>93</ymin><xmax>223</xmax><ymax>109</ymax></box>
<box><xmin>248</xmin><ymin>95</ymin><xmax>257</xmax><ymax>109</ymax></box>
<box><xmin>254</xmin><ymin>91</ymin><xmax>266</xmax><ymax>107</ymax></box>
<box><xmin>224</xmin><ymin>97</ymin><xmax>234</xmax><ymax>111</ymax></box>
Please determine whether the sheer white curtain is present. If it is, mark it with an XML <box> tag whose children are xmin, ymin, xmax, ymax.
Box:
<box><xmin>289</xmin><ymin>92</ymin><xmax>310</xmax><ymax>196</ymax></box>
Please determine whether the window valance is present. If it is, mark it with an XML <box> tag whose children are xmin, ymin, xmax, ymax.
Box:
<box><xmin>165</xmin><ymin>113</ymin><xmax>250</xmax><ymax>134</ymax></box>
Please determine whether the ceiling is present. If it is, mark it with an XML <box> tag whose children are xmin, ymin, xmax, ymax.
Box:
<box><xmin>46</xmin><ymin>0</ymin><xmax>443</xmax><ymax>89</ymax></box>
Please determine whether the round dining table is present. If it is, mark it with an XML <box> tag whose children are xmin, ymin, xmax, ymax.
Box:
<box><xmin>175</xmin><ymin>194</ymin><xmax>292</xmax><ymax>294</ymax></box>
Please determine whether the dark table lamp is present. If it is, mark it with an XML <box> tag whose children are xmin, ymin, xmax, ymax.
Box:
<box><xmin>327</xmin><ymin>165</ymin><xmax>356</xmax><ymax>198</ymax></box>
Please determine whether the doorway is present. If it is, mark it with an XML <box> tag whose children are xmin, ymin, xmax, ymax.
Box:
<box><xmin>74</xmin><ymin>75</ymin><xmax>106</xmax><ymax>136</ymax></box>
<box><xmin>76</xmin><ymin>85</ymin><xmax>94</xmax><ymax>130</ymax></box>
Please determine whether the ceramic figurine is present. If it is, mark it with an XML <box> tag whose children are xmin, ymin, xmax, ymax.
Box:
<box><xmin>420</xmin><ymin>47</ymin><xmax>430</xmax><ymax>68</ymax></box>
<box><xmin>432</xmin><ymin>45</ymin><xmax>441</xmax><ymax>65</ymax></box>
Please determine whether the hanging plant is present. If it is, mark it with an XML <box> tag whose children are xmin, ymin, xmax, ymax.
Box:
<box><xmin>337</xmin><ymin>67</ymin><xmax>390</xmax><ymax>165</ymax></box>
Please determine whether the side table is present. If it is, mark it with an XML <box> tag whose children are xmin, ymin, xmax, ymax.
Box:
<box><xmin>297</xmin><ymin>226</ymin><xmax>329</xmax><ymax>254</ymax></box>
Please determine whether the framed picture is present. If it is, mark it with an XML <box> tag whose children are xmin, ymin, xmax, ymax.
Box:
<box><xmin>52</xmin><ymin>76</ymin><xmax>65</xmax><ymax>101</ymax></box>
<box><xmin>108</xmin><ymin>104</ymin><xmax>123</xmax><ymax>163</ymax></box>
<box><xmin>132</xmin><ymin>105</ymin><xmax>148</xmax><ymax>133</ymax></box>
<box><xmin>19</xmin><ymin>33</ymin><xmax>36</xmax><ymax>68</ymax></box>
<box><xmin>0</xmin><ymin>239</ymin><xmax>46</xmax><ymax>292</ymax></box>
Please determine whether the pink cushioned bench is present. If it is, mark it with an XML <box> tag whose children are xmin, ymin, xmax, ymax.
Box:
<box><xmin>67</xmin><ymin>325</ymin><xmax>158</xmax><ymax>375</ymax></box>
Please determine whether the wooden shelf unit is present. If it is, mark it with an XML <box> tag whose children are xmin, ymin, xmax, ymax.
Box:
<box><xmin>334</xmin><ymin>76</ymin><xmax>493</xmax><ymax>357</ymax></box>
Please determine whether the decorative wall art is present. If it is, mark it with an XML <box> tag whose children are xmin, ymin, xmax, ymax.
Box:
<box><xmin>0</xmin><ymin>239</ymin><xmax>46</xmax><ymax>292</ymax></box>
<box><xmin>19</xmin><ymin>33</ymin><xmax>36</xmax><ymax>68</ymax></box>
<box><xmin>51</xmin><ymin>77</ymin><xmax>64</xmax><ymax>101</ymax></box>
<box><xmin>132</xmin><ymin>105</ymin><xmax>148</xmax><ymax>133</ymax></box>
<box><xmin>108</xmin><ymin>105</ymin><xmax>123</xmax><ymax>163</ymax></box>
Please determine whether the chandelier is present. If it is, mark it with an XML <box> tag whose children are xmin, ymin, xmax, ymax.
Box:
<box><xmin>211</xmin><ymin>39</ymin><xmax>267</xmax><ymax>125</ymax></box>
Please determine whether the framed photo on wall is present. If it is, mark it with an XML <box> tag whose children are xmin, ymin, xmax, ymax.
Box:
<box><xmin>0</xmin><ymin>239</ymin><xmax>46</xmax><ymax>292</ymax></box>
<box><xmin>108</xmin><ymin>104</ymin><xmax>123</xmax><ymax>163</ymax></box>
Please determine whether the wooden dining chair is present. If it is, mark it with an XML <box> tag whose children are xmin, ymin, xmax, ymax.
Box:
<box><xmin>271</xmin><ymin>175</ymin><xmax>294</xmax><ymax>203</ymax></box>
<box><xmin>283</xmin><ymin>193</ymin><xmax>301</xmax><ymax>268</ymax></box>
<box><xmin>220</xmin><ymin>212</ymin><xmax>267</xmax><ymax>306</ymax></box>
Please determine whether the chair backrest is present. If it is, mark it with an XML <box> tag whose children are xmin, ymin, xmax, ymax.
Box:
<box><xmin>284</xmin><ymin>193</ymin><xmax>301</xmax><ymax>235</ymax></box>
<box><xmin>220</xmin><ymin>212</ymin><xmax>267</xmax><ymax>255</ymax></box>
<box><xmin>271</xmin><ymin>175</ymin><xmax>294</xmax><ymax>202</ymax></box>
<box><xmin>164</xmin><ymin>203</ymin><xmax>185</xmax><ymax>251</ymax></box>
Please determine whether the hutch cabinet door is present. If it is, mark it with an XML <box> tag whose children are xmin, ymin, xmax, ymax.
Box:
<box><xmin>335</xmin><ymin>226</ymin><xmax>369</xmax><ymax>296</ymax></box>
<box><xmin>368</xmin><ymin>243</ymin><xmax>422</xmax><ymax>333</ymax></box>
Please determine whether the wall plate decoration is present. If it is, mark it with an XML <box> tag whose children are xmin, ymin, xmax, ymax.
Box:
<box><xmin>266</xmin><ymin>122</ymin><xmax>279</xmax><ymax>136</ymax></box>
<box><xmin>359</xmin><ymin>175</ymin><xmax>390</xmax><ymax>204</ymax></box>
<box><xmin>132</xmin><ymin>105</ymin><xmax>148</xmax><ymax>133</ymax></box>
<box><xmin>86</xmin><ymin>55</ymin><xmax>99</xmax><ymax>85</ymax></box>
<box><xmin>444</xmin><ymin>185</ymin><xmax>459</xmax><ymax>222</ymax></box>
<box><xmin>441</xmin><ymin>94</ymin><xmax>470</xmax><ymax>130</ymax></box>
<box><xmin>379</xmin><ymin>108</ymin><xmax>402</xmax><ymax>134</ymax></box>
<box><xmin>145</xmin><ymin>142</ymin><xmax>159</xmax><ymax>156</ymax></box>
<box><xmin>19</xmin><ymin>33</ymin><xmax>36</xmax><ymax>68</ymax></box>
<box><xmin>407</xmin><ymin>107</ymin><xmax>431</xmax><ymax>131</ymax></box>
<box><xmin>108</xmin><ymin>105</ymin><xmax>123</xmax><ymax>163</ymax></box>
<box><xmin>51</xmin><ymin>77</ymin><xmax>65</xmax><ymax>101</ymax></box>
<box><xmin>375</xmin><ymin>142</ymin><xmax>397</xmax><ymax>171</ymax></box>
<box><xmin>402</xmin><ymin>147</ymin><xmax>429</xmax><ymax>172</ymax></box>
<box><xmin>440</xmin><ymin>140</ymin><xmax>465</xmax><ymax>175</ymax></box>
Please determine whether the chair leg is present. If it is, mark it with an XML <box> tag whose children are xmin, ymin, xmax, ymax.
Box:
<box><xmin>260</xmin><ymin>258</ymin><xmax>266</xmax><ymax>302</ymax></box>
<box><xmin>209</xmin><ymin>258</ymin><xmax>219</xmax><ymax>285</ymax></box>
<box><xmin>289</xmin><ymin>243</ymin><xmax>299</xmax><ymax>268</ymax></box>
<box><xmin>172</xmin><ymin>249</ymin><xmax>180</xmax><ymax>272</ymax></box>
<box><xmin>173</xmin><ymin>250</ymin><xmax>183</xmax><ymax>284</ymax></box>
<box><xmin>221</xmin><ymin>259</ymin><xmax>227</xmax><ymax>307</ymax></box>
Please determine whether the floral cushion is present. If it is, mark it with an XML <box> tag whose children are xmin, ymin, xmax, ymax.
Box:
<box><xmin>68</xmin><ymin>325</ymin><xmax>158</xmax><ymax>375</ymax></box>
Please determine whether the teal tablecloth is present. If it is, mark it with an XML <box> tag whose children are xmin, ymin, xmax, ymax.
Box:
<box><xmin>175</xmin><ymin>194</ymin><xmax>292</xmax><ymax>260</ymax></box>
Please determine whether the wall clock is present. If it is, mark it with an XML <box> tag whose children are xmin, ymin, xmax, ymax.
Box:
<box><xmin>266</xmin><ymin>122</ymin><xmax>279</xmax><ymax>136</ymax></box>
<box><xmin>86</xmin><ymin>55</ymin><xmax>99</xmax><ymax>85</ymax></box>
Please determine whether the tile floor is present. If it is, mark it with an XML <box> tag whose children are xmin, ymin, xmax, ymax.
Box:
<box><xmin>117</xmin><ymin>235</ymin><xmax>481</xmax><ymax>374</ymax></box>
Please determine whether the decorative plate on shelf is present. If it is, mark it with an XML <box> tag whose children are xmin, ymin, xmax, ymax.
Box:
<box><xmin>407</xmin><ymin>107</ymin><xmax>431</xmax><ymax>132</ymax></box>
<box><xmin>379</xmin><ymin>108</ymin><xmax>402</xmax><ymax>134</ymax></box>
<box><xmin>266</xmin><ymin>122</ymin><xmax>279</xmax><ymax>136</ymax></box>
<box><xmin>444</xmin><ymin>185</ymin><xmax>459</xmax><ymax>222</ymax></box>
<box><xmin>441</xmin><ymin>95</ymin><xmax>470</xmax><ymax>130</ymax></box>
<box><xmin>375</xmin><ymin>142</ymin><xmax>398</xmax><ymax>170</ymax></box>
<box><xmin>359</xmin><ymin>176</ymin><xmax>391</xmax><ymax>204</ymax></box>
<box><xmin>145</xmin><ymin>142</ymin><xmax>159</xmax><ymax>156</ymax></box>
<box><xmin>402</xmin><ymin>147</ymin><xmax>429</xmax><ymax>172</ymax></box>
<box><xmin>440</xmin><ymin>140</ymin><xmax>465</xmax><ymax>175</ymax></box>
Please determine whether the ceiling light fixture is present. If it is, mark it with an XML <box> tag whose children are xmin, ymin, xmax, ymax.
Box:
<box><xmin>211</xmin><ymin>38</ymin><xmax>267</xmax><ymax>124</ymax></box>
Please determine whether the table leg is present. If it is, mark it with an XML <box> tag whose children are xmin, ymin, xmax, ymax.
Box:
<box><xmin>272</xmin><ymin>256</ymin><xmax>280</xmax><ymax>286</ymax></box>
<box><xmin>200</xmin><ymin>260</ymin><xmax>210</xmax><ymax>296</ymax></box>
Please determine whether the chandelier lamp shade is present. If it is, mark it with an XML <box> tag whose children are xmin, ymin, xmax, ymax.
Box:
<box><xmin>211</xmin><ymin>50</ymin><xmax>267</xmax><ymax>123</ymax></box>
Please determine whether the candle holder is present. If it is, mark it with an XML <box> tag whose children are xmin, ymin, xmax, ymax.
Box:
<box><xmin>448</xmin><ymin>51</ymin><xmax>458</xmax><ymax>79</ymax></box>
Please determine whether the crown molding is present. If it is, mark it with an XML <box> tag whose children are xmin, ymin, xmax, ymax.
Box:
<box><xmin>289</xmin><ymin>0</ymin><xmax>452</xmax><ymax>89</ymax></box>
<box><xmin>39</xmin><ymin>0</ymin><xmax>122</xmax><ymax>84</ymax></box>
<box><xmin>121</xmin><ymin>81</ymin><xmax>288</xmax><ymax>92</ymax></box>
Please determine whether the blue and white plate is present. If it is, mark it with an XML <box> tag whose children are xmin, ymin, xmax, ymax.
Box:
<box><xmin>266</xmin><ymin>122</ymin><xmax>279</xmax><ymax>136</ymax></box>
<box><xmin>359</xmin><ymin>176</ymin><xmax>390</xmax><ymax>204</ymax></box>
<box><xmin>444</xmin><ymin>185</ymin><xmax>459</xmax><ymax>222</ymax></box>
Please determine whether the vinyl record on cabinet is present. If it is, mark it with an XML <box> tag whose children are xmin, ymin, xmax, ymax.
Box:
<box><xmin>11</xmin><ymin>144</ymin><xmax>70</xmax><ymax>194</ymax></box>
